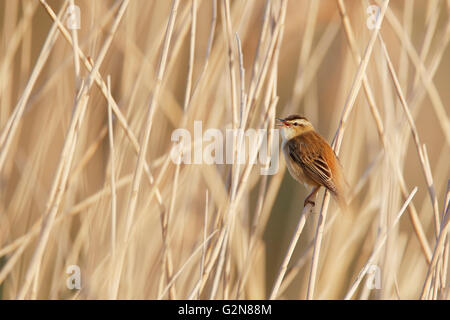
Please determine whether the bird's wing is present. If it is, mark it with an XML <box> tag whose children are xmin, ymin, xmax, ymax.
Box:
<box><xmin>287</xmin><ymin>135</ymin><xmax>337</xmax><ymax>194</ymax></box>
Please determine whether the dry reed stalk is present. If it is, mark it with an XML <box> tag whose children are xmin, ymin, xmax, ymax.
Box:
<box><xmin>236</xmin><ymin>37</ymin><xmax>280</xmax><ymax>297</ymax></box>
<box><xmin>22</xmin><ymin>1</ymin><xmax>122</xmax><ymax>111</ymax></box>
<box><xmin>0</xmin><ymin>1</ymin><xmax>67</xmax><ymax>172</ymax></box>
<box><xmin>383</xmin><ymin>5</ymin><xmax>450</xmax><ymax>145</ymax></box>
<box><xmin>183</xmin><ymin>0</ymin><xmax>197</xmax><ymax>111</ymax></box>
<box><xmin>241</xmin><ymin>1</ymin><xmax>286</xmax><ymax>129</ymax></box>
<box><xmin>16</xmin><ymin>0</ymin><xmax>130</xmax><ymax>299</ymax></box>
<box><xmin>0</xmin><ymin>1</ymin><xmax>38</xmax><ymax>117</ymax></box>
<box><xmin>0</xmin><ymin>174</ymin><xmax>133</xmax><ymax>262</ymax></box>
<box><xmin>410</xmin><ymin>0</ymin><xmax>440</xmax><ymax>93</ymax></box>
<box><xmin>269</xmin><ymin>203</ymin><xmax>313</xmax><ymax>299</ymax></box>
<box><xmin>222</xmin><ymin>0</ymin><xmax>239</xmax><ymax>130</ymax></box>
<box><xmin>38</xmin><ymin>0</ymin><xmax>167</xmax><ymax>219</ymax></box>
<box><xmin>420</xmin><ymin>182</ymin><xmax>450</xmax><ymax>299</ymax></box>
<box><xmin>159</xmin><ymin>229</ymin><xmax>219</xmax><ymax>299</ymax></box>
<box><xmin>199</xmin><ymin>1</ymin><xmax>287</xmax><ymax>299</ymax></box>
<box><xmin>190</xmin><ymin>0</ymin><xmax>217</xmax><ymax>98</ymax></box>
<box><xmin>345</xmin><ymin>187</ymin><xmax>418</xmax><ymax>299</ymax></box>
<box><xmin>157</xmin><ymin>0</ymin><xmax>199</xmax><ymax>299</ymax></box>
<box><xmin>398</xmin><ymin>0</ymin><xmax>414</xmax><ymax>91</ymax></box>
<box><xmin>114</xmin><ymin>0</ymin><xmax>219</xmax><ymax>221</ymax></box>
<box><xmin>198</xmin><ymin>190</ymin><xmax>209</xmax><ymax>299</ymax></box>
<box><xmin>68</xmin><ymin>0</ymin><xmax>81</xmax><ymax>86</ymax></box>
<box><xmin>110</xmin><ymin>0</ymin><xmax>179</xmax><ymax>298</ymax></box>
<box><xmin>306</xmin><ymin>0</ymin><xmax>390</xmax><ymax>300</ymax></box>
<box><xmin>379</xmin><ymin>34</ymin><xmax>441</xmax><ymax>239</ymax></box>
<box><xmin>106</xmin><ymin>76</ymin><xmax>117</xmax><ymax>266</ymax></box>
<box><xmin>285</xmin><ymin>13</ymin><xmax>340</xmax><ymax>115</ymax></box>
<box><xmin>337</xmin><ymin>0</ymin><xmax>432</xmax><ymax>264</ymax></box>
<box><xmin>288</xmin><ymin>0</ymin><xmax>319</xmax><ymax>111</ymax></box>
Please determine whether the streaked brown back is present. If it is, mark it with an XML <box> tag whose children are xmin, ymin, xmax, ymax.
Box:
<box><xmin>286</xmin><ymin>131</ymin><xmax>342</xmax><ymax>196</ymax></box>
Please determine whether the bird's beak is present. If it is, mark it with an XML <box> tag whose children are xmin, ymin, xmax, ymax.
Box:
<box><xmin>276</xmin><ymin>118</ymin><xmax>288</xmax><ymax>127</ymax></box>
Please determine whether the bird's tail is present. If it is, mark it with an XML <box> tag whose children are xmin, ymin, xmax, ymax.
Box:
<box><xmin>334</xmin><ymin>173</ymin><xmax>351</xmax><ymax>213</ymax></box>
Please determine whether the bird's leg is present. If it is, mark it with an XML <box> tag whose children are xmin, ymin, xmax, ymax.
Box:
<box><xmin>304</xmin><ymin>186</ymin><xmax>320</xmax><ymax>207</ymax></box>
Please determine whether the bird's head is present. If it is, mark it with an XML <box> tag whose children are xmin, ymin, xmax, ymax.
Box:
<box><xmin>276</xmin><ymin>115</ymin><xmax>314</xmax><ymax>141</ymax></box>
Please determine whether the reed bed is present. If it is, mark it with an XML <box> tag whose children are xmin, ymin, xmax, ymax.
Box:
<box><xmin>0</xmin><ymin>0</ymin><xmax>449</xmax><ymax>299</ymax></box>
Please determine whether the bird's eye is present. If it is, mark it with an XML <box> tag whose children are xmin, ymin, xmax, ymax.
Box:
<box><xmin>294</xmin><ymin>122</ymin><xmax>299</xmax><ymax>126</ymax></box>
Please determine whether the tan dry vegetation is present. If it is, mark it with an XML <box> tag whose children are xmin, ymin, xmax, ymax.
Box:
<box><xmin>0</xmin><ymin>0</ymin><xmax>449</xmax><ymax>299</ymax></box>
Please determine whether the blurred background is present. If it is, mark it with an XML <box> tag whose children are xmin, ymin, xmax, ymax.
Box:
<box><xmin>0</xmin><ymin>0</ymin><xmax>449</xmax><ymax>299</ymax></box>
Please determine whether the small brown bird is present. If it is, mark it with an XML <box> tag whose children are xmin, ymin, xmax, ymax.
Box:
<box><xmin>277</xmin><ymin>115</ymin><xmax>347</xmax><ymax>207</ymax></box>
